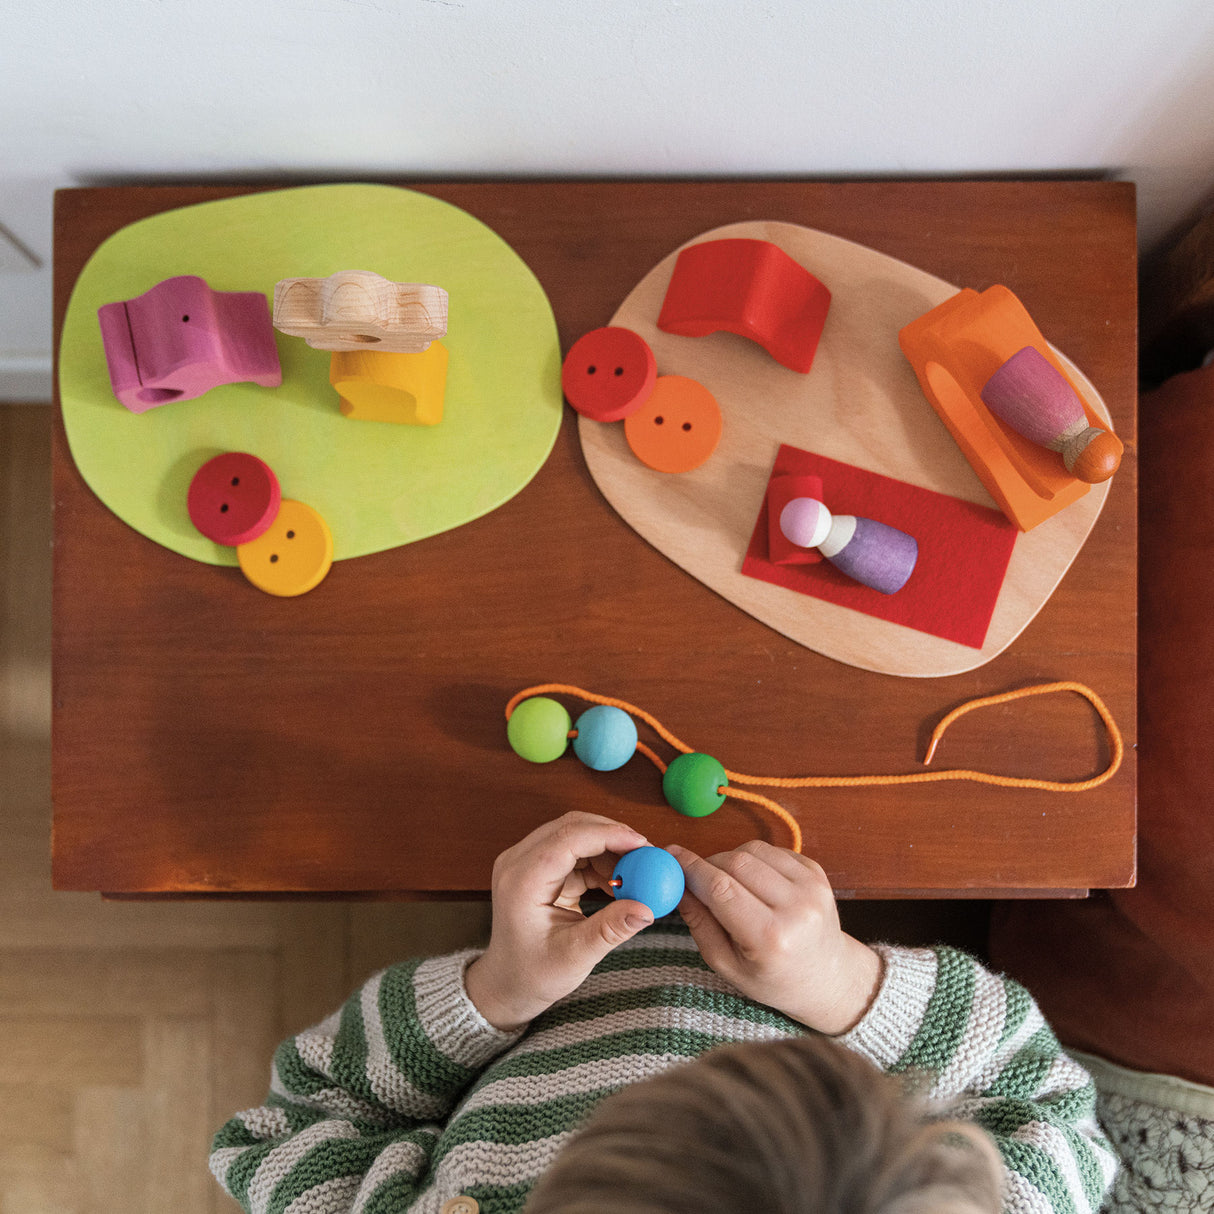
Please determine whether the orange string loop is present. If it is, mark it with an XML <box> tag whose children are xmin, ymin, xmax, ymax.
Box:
<box><xmin>505</xmin><ymin>681</ymin><xmax>1123</xmax><ymax>857</ymax></box>
<box><xmin>722</xmin><ymin>785</ymin><xmax>804</xmax><ymax>854</ymax></box>
<box><xmin>634</xmin><ymin>740</ymin><xmax>668</xmax><ymax>772</ymax></box>
<box><xmin>718</xmin><ymin>681</ymin><xmax>1122</xmax><ymax>793</ymax></box>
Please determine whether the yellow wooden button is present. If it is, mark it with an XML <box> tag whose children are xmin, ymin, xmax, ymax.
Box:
<box><xmin>237</xmin><ymin>499</ymin><xmax>333</xmax><ymax>597</ymax></box>
<box><xmin>440</xmin><ymin>1198</ymin><xmax>479</xmax><ymax>1214</ymax></box>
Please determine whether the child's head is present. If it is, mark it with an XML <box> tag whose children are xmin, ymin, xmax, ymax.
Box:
<box><xmin>525</xmin><ymin>1034</ymin><xmax>1002</xmax><ymax>1214</ymax></box>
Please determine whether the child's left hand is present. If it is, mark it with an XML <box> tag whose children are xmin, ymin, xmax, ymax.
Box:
<box><xmin>669</xmin><ymin>840</ymin><xmax>882</xmax><ymax>1035</ymax></box>
<box><xmin>465</xmin><ymin>812</ymin><xmax>654</xmax><ymax>1032</ymax></box>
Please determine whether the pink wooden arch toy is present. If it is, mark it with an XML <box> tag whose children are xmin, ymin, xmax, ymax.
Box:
<box><xmin>97</xmin><ymin>275</ymin><xmax>282</xmax><ymax>413</ymax></box>
<box><xmin>657</xmin><ymin>238</ymin><xmax>832</xmax><ymax>373</ymax></box>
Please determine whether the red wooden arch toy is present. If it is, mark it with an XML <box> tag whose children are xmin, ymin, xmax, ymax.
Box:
<box><xmin>657</xmin><ymin>238</ymin><xmax>831</xmax><ymax>373</ymax></box>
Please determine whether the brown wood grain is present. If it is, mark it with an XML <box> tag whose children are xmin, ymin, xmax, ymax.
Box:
<box><xmin>51</xmin><ymin>180</ymin><xmax>1137</xmax><ymax>897</ymax></box>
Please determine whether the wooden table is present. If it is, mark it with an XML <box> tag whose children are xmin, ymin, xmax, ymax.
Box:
<box><xmin>52</xmin><ymin>180</ymin><xmax>1137</xmax><ymax>898</ymax></box>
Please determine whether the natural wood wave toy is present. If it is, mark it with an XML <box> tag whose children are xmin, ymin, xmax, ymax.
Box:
<box><xmin>272</xmin><ymin>270</ymin><xmax>447</xmax><ymax>352</ymax></box>
<box><xmin>505</xmin><ymin>682</ymin><xmax>1125</xmax><ymax>857</ymax></box>
<box><xmin>273</xmin><ymin>270</ymin><xmax>451</xmax><ymax>426</ymax></box>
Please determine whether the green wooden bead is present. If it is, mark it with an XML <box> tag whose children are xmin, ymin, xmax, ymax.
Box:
<box><xmin>507</xmin><ymin>697</ymin><xmax>572</xmax><ymax>763</ymax></box>
<box><xmin>662</xmin><ymin>751</ymin><xmax>727</xmax><ymax>817</ymax></box>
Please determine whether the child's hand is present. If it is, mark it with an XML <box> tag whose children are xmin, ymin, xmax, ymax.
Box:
<box><xmin>668</xmin><ymin>840</ymin><xmax>882</xmax><ymax>1035</ymax></box>
<box><xmin>465</xmin><ymin>812</ymin><xmax>654</xmax><ymax>1031</ymax></box>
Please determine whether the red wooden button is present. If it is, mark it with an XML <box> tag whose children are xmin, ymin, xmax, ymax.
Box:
<box><xmin>187</xmin><ymin>452</ymin><xmax>282</xmax><ymax>546</ymax></box>
<box><xmin>561</xmin><ymin>326</ymin><xmax>656</xmax><ymax>422</ymax></box>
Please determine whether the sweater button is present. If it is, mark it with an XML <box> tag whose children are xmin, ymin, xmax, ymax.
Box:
<box><xmin>441</xmin><ymin>1198</ymin><xmax>479</xmax><ymax>1214</ymax></box>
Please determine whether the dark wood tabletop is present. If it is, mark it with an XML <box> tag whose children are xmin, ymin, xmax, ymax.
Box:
<box><xmin>51</xmin><ymin>179</ymin><xmax>1137</xmax><ymax>898</ymax></box>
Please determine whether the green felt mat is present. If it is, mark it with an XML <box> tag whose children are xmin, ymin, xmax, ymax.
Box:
<box><xmin>59</xmin><ymin>184</ymin><xmax>563</xmax><ymax>565</ymax></box>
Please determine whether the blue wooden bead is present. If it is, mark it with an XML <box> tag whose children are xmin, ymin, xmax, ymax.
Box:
<box><xmin>572</xmin><ymin>705</ymin><xmax>638</xmax><ymax>771</ymax></box>
<box><xmin>611</xmin><ymin>846</ymin><xmax>685</xmax><ymax>919</ymax></box>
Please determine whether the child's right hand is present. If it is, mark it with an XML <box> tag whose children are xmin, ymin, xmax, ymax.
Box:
<box><xmin>669</xmin><ymin>839</ymin><xmax>882</xmax><ymax>1035</ymax></box>
<box><xmin>465</xmin><ymin>812</ymin><xmax>654</xmax><ymax>1031</ymax></box>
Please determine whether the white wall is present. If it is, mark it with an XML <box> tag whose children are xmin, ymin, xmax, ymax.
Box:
<box><xmin>4</xmin><ymin>0</ymin><xmax>1214</xmax><ymax>400</ymax></box>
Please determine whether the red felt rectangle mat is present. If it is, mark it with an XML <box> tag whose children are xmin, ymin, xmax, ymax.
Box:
<box><xmin>742</xmin><ymin>445</ymin><xmax>1018</xmax><ymax>648</ymax></box>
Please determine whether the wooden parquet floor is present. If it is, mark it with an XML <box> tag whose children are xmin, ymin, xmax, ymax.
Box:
<box><xmin>0</xmin><ymin>404</ymin><xmax>491</xmax><ymax>1212</ymax></box>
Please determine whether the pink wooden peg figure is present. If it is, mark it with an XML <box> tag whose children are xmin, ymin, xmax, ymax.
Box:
<box><xmin>97</xmin><ymin>275</ymin><xmax>282</xmax><ymax>414</ymax></box>
<box><xmin>779</xmin><ymin>496</ymin><xmax>918</xmax><ymax>595</ymax></box>
<box><xmin>980</xmin><ymin>346</ymin><xmax>1123</xmax><ymax>483</ymax></box>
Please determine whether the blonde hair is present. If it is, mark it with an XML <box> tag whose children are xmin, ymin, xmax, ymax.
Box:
<box><xmin>525</xmin><ymin>1035</ymin><xmax>1002</xmax><ymax>1214</ymax></box>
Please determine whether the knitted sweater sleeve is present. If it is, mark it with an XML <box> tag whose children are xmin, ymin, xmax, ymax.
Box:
<box><xmin>208</xmin><ymin>949</ymin><xmax>522</xmax><ymax>1214</ymax></box>
<box><xmin>837</xmin><ymin>945</ymin><xmax>1119</xmax><ymax>1214</ymax></box>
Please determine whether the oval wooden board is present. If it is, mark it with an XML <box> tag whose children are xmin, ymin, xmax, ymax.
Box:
<box><xmin>578</xmin><ymin>221</ymin><xmax>1112</xmax><ymax>677</ymax></box>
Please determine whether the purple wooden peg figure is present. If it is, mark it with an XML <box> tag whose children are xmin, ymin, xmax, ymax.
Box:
<box><xmin>779</xmin><ymin>496</ymin><xmax>918</xmax><ymax>595</ymax></box>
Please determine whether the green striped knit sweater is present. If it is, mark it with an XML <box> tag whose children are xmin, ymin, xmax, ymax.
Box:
<box><xmin>210</xmin><ymin>924</ymin><xmax>1118</xmax><ymax>1214</ymax></box>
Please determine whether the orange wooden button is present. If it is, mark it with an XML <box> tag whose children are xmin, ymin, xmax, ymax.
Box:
<box><xmin>624</xmin><ymin>375</ymin><xmax>722</xmax><ymax>473</ymax></box>
<box><xmin>237</xmin><ymin>500</ymin><xmax>333</xmax><ymax>597</ymax></box>
<box><xmin>561</xmin><ymin>326</ymin><xmax>656</xmax><ymax>422</ymax></box>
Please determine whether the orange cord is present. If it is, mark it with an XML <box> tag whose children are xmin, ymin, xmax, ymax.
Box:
<box><xmin>716</xmin><ymin>785</ymin><xmax>804</xmax><ymax>854</ymax></box>
<box><xmin>506</xmin><ymin>681</ymin><xmax>1123</xmax><ymax>855</ymax></box>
